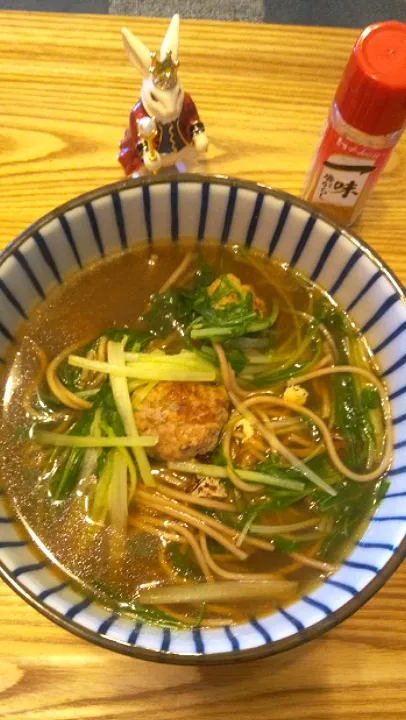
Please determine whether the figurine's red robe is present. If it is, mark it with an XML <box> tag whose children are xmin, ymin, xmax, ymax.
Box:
<box><xmin>118</xmin><ymin>93</ymin><xmax>202</xmax><ymax>175</ymax></box>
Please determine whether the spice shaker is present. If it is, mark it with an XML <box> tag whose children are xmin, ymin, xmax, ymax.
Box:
<box><xmin>303</xmin><ymin>21</ymin><xmax>406</xmax><ymax>226</ymax></box>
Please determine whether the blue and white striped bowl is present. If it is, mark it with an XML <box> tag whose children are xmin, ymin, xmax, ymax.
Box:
<box><xmin>1</xmin><ymin>174</ymin><xmax>405</xmax><ymax>664</ymax></box>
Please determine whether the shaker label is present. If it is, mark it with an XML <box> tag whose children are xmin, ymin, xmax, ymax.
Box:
<box><xmin>307</xmin><ymin>123</ymin><xmax>392</xmax><ymax>209</ymax></box>
<box><xmin>314</xmin><ymin>154</ymin><xmax>375</xmax><ymax>207</ymax></box>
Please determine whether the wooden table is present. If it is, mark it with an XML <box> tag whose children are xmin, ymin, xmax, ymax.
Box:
<box><xmin>0</xmin><ymin>10</ymin><xmax>405</xmax><ymax>719</ymax></box>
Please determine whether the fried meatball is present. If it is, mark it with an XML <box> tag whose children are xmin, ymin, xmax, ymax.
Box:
<box><xmin>134</xmin><ymin>382</ymin><xmax>229</xmax><ymax>462</ymax></box>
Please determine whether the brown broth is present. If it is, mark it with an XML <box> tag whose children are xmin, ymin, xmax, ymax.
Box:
<box><xmin>0</xmin><ymin>243</ymin><xmax>383</xmax><ymax>627</ymax></box>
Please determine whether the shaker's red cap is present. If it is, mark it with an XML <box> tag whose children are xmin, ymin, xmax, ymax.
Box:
<box><xmin>335</xmin><ymin>21</ymin><xmax>406</xmax><ymax>136</ymax></box>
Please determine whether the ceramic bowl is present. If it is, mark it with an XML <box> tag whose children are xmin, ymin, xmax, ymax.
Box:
<box><xmin>1</xmin><ymin>174</ymin><xmax>405</xmax><ymax>664</ymax></box>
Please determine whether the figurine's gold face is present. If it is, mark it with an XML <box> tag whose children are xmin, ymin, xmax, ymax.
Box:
<box><xmin>141</xmin><ymin>77</ymin><xmax>184</xmax><ymax>124</ymax></box>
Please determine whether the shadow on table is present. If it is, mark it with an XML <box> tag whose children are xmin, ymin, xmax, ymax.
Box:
<box><xmin>187</xmin><ymin>640</ymin><xmax>328</xmax><ymax>714</ymax></box>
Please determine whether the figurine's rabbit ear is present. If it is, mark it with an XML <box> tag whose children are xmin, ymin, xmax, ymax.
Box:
<box><xmin>121</xmin><ymin>27</ymin><xmax>151</xmax><ymax>78</ymax></box>
<box><xmin>160</xmin><ymin>13</ymin><xmax>180</xmax><ymax>61</ymax></box>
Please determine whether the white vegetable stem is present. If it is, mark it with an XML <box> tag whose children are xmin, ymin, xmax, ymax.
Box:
<box><xmin>79</xmin><ymin>406</ymin><xmax>102</xmax><ymax>482</ymax></box>
<box><xmin>34</xmin><ymin>432</ymin><xmax>157</xmax><ymax>448</ymax></box>
<box><xmin>109</xmin><ymin>451</ymin><xmax>129</xmax><ymax>530</ymax></box>
<box><xmin>107</xmin><ymin>341</ymin><xmax>155</xmax><ymax>487</ymax></box>
<box><xmin>138</xmin><ymin>579</ymin><xmax>296</xmax><ymax>605</ymax></box>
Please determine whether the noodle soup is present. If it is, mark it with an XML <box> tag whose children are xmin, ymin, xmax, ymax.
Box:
<box><xmin>0</xmin><ymin>244</ymin><xmax>392</xmax><ymax>628</ymax></box>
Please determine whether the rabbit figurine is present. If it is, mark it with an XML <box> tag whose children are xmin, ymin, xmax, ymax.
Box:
<box><xmin>118</xmin><ymin>14</ymin><xmax>208</xmax><ymax>176</ymax></box>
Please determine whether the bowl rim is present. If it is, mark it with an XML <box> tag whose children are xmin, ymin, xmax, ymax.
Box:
<box><xmin>1</xmin><ymin>172</ymin><xmax>405</xmax><ymax>665</ymax></box>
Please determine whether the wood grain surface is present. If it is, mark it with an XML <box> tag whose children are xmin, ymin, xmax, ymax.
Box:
<box><xmin>0</xmin><ymin>10</ymin><xmax>406</xmax><ymax>720</ymax></box>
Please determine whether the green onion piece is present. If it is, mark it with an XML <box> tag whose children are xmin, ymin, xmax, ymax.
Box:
<box><xmin>236</xmin><ymin>469</ymin><xmax>305</xmax><ymax>491</ymax></box>
<box><xmin>131</xmin><ymin>381</ymin><xmax>157</xmax><ymax>406</ymax></box>
<box><xmin>68</xmin><ymin>355</ymin><xmax>215</xmax><ymax>382</ymax></box>
<box><xmin>168</xmin><ymin>462</ymin><xmax>228</xmax><ymax>478</ymax></box>
<box><xmin>167</xmin><ymin>461</ymin><xmax>305</xmax><ymax>491</ymax></box>
<box><xmin>168</xmin><ymin>461</ymin><xmax>227</xmax><ymax>478</ymax></box>
<box><xmin>250</xmin><ymin>518</ymin><xmax>321</xmax><ymax>535</ymax></box>
<box><xmin>102</xmin><ymin>423</ymin><xmax>137</xmax><ymax>500</ymax></box>
<box><xmin>246</xmin><ymin>319</ymin><xmax>272</xmax><ymax>333</ymax></box>
<box><xmin>119</xmin><ymin>446</ymin><xmax>137</xmax><ymax>500</ymax></box>
<box><xmin>108</xmin><ymin>341</ymin><xmax>155</xmax><ymax>487</ymax></box>
<box><xmin>124</xmin><ymin>349</ymin><xmax>213</xmax><ymax>369</ymax></box>
<box><xmin>90</xmin><ymin>450</ymin><xmax>115</xmax><ymax>524</ymax></box>
<box><xmin>190</xmin><ymin>327</ymin><xmax>235</xmax><ymax>339</ymax></box>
